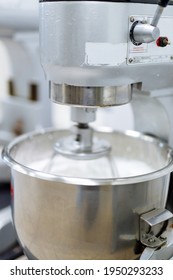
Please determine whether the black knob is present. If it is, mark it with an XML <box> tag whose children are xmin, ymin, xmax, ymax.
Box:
<box><xmin>158</xmin><ymin>0</ymin><xmax>170</xmax><ymax>8</ymax></box>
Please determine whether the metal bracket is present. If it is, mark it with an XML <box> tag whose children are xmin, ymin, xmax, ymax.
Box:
<box><xmin>140</xmin><ymin>209</ymin><xmax>173</xmax><ymax>248</ymax></box>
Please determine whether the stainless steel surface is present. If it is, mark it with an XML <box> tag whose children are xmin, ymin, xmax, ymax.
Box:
<box><xmin>140</xmin><ymin>226</ymin><xmax>173</xmax><ymax>260</ymax></box>
<box><xmin>151</xmin><ymin>6</ymin><xmax>164</xmax><ymax>26</ymax></box>
<box><xmin>140</xmin><ymin>247</ymin><xmax>156</xmax><ymax>260</ymax></box>
<box><xmin>140</xmin><ymin>209</ymin><xmax>173</xmax><ymax>248</ymax></box>
<box><xmin>151</xmin><ymin>0</ymin><xmax>170</xmax><ymax>27</ymax></box>
<box><xmin>71</xmin><ymin>108</ymin><xmax>96</xmax><ymax>124</ymax></box>
<box><xmin>131</xmin><ymin>23</ymin><xmax>160</xmax><ymax>44</ymax></box>
<box><xmin>141</xmin><ymin>208</ymin><xmax>173</xmax><ymax>227</ymax></box>
<box><xmin>3</xmin><ymin>128</ymin><xmax>173</xmax><ymax>183</ymax></box>
<box><xmin>2</xmin><ymin>128</ymin><xmax>173</xmax><ymax>259</ymax></box>
<box><xmin>50</xmin><ymin>84</ymin><xmax>132</xmax><ymax>107</ymax></box>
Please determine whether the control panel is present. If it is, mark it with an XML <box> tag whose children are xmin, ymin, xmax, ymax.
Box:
<box><xmin>127</xmin><ymin>16</ymin><xmax>173</xmax><ymax>64</ymax></box>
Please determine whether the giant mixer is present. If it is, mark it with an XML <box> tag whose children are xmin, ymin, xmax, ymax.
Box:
<box><xmin>2</xmin><ymin>0</ymin><xmax>173</xmax><ymax>259</ymax></box>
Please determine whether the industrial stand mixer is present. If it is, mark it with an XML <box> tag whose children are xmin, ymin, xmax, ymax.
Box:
<box><xmin>3</xmin><ymin>0</ymin><xmax>173</xmax><ymax>259</ymax></box>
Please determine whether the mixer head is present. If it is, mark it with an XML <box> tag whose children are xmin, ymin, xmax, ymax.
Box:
<box><xmin>39</xmin><ymin>0</ymin><xmax>172</xmax><ymax>106</ymax></box>
<box><xmin>39</xmin><ymin>0</ymin><xmax>173</xmax><ymax>158</ymax></box>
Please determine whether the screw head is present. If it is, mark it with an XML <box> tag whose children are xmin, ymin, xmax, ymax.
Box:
<box><xmin>141</xmin><ymin>17</ymin><xmax>148</xmax><ymax>24</ymax></box>
<box><xmin>160</xmin><ymin>236</ymin><xmax>167</xmax><ymax>241</ymax></box>
<box><xmin>128</xmin><ymin>58</ymin><xmax>133</xmax><ymax>63</ymax></box>
<box><xmin>130</xmin><ymin>16</ymin><xmax>135</xmax><ymax>23</ymax></box>
<box><xmin>148</xmin><ymin>237</ymin><xmax>155</xmax><ymax>243</ymax></box>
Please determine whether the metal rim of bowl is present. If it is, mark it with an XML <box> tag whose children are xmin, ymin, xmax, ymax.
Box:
<box><xmin>2</xmin><ymin>127</ymin><xmax>173</xmax><ymax>186</ymax></box>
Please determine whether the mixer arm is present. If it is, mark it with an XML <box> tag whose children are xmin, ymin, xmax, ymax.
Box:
<box><xmin>152</xmin><ymin>0</ymin><xmax>170</xmax><ymax>26</ymax></box>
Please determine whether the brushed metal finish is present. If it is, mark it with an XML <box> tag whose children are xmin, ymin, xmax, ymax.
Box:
<box><xmin>132</xmin><ymin>23</ymin><xmax>160</xmax><ymax>44</ymax></box>
<box><xmin>151</xmin><ymin>5</ymin><xmax>164</xmax><ymax>26</ymax></box>
<box><xmin>50</xmin><ymin>83</ymin><xmax>132</xmax><ymax>107</ymax></box>
<box><xmin>11</xmin><ymin>171</ymin><xmax>170</xmax><ymax>260</ymax></box>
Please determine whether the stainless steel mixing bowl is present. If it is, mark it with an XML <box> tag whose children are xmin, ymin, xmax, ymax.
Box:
<box><xmin>2</xmin><ymin>128</ymin><xmax>173</xmax><ymax>259</ymax></box>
